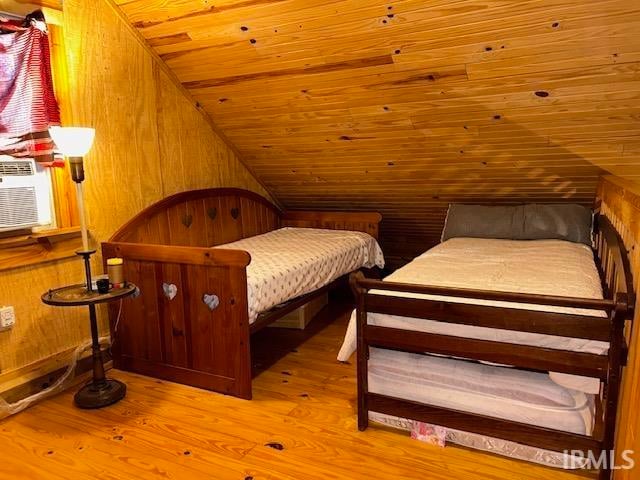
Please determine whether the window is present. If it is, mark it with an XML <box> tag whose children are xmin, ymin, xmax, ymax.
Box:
<box><xmin>0</xmin><ymin>14</ymin><xmax>81</xmax><ymax>270</ymax></box>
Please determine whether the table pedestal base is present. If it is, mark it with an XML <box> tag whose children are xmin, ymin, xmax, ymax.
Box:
<box><xmin>74</xmin><ymin>379</ymin><xmax>126</xmax><ymax>409</ymax></box>
<box><xmin>42</xmin><ymin>251</ymin><xmax>136</xmax><ymax>410</ymax></box>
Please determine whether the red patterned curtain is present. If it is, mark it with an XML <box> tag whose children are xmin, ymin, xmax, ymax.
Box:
<box><xmin>0</xmin><ymin>11</ymin><xmax>61</xmax><ymax>165</ymax></box>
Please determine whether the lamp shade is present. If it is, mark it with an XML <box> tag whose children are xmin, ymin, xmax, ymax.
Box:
<box><xmin>49</xmin><ymin>126</ymin><xmax>95</xmax><ymax>157</ymax></box>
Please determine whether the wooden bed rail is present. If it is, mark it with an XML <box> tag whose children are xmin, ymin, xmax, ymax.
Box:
<box><xmin>363</xmin><ymin>294</ymin><xmax>611</xmax><ymax>340</ymax></box>
<box><xmin>357</xmin><ymin>278</ymin><xmax>617</xmax><ymax>311</ymax></box>
<box><xmin>102</xmin><ymin>242</ymin><xmax>251</xmax><ymax>267</ymax></box>
<box><xmin>350</xmin><ymin>213</ymin><xmax>634</xmax><ymax>480</ymax></box>
<box><xmin>594</xmin><ymin>215</ymin><xmax>635</xmax><ymax>314</ymax></box>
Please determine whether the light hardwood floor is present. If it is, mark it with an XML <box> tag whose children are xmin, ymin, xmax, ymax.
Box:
<box><xmin>0</xmin><ymin>300</ymin><xmax>591</xmax><ymax>480</ymax></box>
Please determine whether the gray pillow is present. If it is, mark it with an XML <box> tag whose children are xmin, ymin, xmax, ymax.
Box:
<box><xmin>442</xmin><ymin>203</ymin><xmax>592</xmax><ymax>245</ymax></box>
<box><xmin>441</xmin><ymin>204</ymin><xmax>525</xmax><ymax>241</ymax></box>
<box><xmin>522</xmin><ymin>204</ymin><xmax>592</xmax><ymax>245</ymax></box>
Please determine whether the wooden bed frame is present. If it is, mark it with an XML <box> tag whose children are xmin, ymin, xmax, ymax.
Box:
<box><xmin>102</xmin><ymin>188</ymin><xmax>381</xmax><ymax>400</ymax></box>
<box><xmin>350</xmin><ymin>214</ymin><xmax>634</xmax><ymax>480</ymax></box>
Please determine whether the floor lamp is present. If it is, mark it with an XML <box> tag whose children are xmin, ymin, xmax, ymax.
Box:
<box><xmin>48</xmin><ymin>126</ymin><xmax>127</xmax><ymax>408</ymax></box>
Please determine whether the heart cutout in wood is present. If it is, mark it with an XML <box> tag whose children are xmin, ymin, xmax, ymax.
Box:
<box><xmin>163</xmin><ymin>283</ymin><xmax>178</xmax><ymax>300</ymax></box>
<box><xmin>230</xmin><ymin>207</ymin><xmax>240</xmax><ymax>219</ymax></box>
<box><xmin>203</xmin><ymin>293</ymin><xmax>220</xmax><ymax>311</ymax></box>
<box><xmin>207</xmin><ymin>207</ymin><xmax>217</xmax><ymax>220</ymax></box>
<box><xmin>182</xmin><ymin>214</ymin><xmax>193</xmax><ymax>228</ymax></box>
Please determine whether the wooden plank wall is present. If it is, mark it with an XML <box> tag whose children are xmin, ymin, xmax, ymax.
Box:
<box><xmin>115</xmin><ymin>0</ymin><xmax>640</xmax><ymax>266</ymax></box>
<box><xmin>596</xmin><ymin>176</ymin><xmax>640</xmax><ymax>480</ymax></box>
<box><xmin>0</xmin><ymin>0</ymin><xmax>269</xmax><ymax>380</ymax></box>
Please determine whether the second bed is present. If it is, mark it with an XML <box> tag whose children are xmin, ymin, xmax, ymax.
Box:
<box><xmin>338</xmin><ymin>205</ymin><xmax>633</xmax><ymax>476</ymax></box>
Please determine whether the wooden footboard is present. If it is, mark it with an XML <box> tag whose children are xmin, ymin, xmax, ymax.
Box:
<box><xmin>102</xmin><ymin>242</ymin><xmax>253</xmax><ymax>399</ymax></box>
<box><xmin>350</xmin><ymin>215</ymin><xmax>634</xmax><ymax>480</ymax></box>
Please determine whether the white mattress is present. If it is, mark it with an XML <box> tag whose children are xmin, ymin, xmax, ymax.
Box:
<box><xmin>368</xmin><ymin>348</ymin><xmax>594</xmax><ymax>468</ymax></box>
<box><xmin>338</xmin><ymin>237</ymin><xmax>607</xmax><ymax>393</ymax></box>
<box><xmin>216</xmin><ymin>227</ymin><xmax>384</xmax><ymax>323</ymax></box>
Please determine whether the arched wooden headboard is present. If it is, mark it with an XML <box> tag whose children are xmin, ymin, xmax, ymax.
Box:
<box><xmin>109</xmin><ymin>187</ymin><xmax>381</xmax><ymax>247</ymax></box>
<box><xmin>110</xmin><ymin>188</ymin><xmax>281</xmax><ymax>246</ymax></box>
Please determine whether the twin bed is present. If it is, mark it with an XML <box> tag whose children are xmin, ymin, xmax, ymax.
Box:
<box><xmin>341</xmin><ymin>206</ymin><xmax>633</xmax><ymax>480</ymax></box>
<box><xmin>338</xmin><ymin>237</ymin><xmax>605</xmax><ymax>467</ymax></box>
<box><xmin>104</xmin><ymin>189</ymin><xmax>634</xmax><ymax>480</ymax></box>
<box><xmin>102</xmin><ymin>188</ymin><xmax>383</xmax><ymax>399</ymax></box>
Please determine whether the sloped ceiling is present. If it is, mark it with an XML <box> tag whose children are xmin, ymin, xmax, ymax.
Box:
<box><xmin>114</xmin><ymin>0</ymin><xmax>640</xmax><ymax>265</ymax></box>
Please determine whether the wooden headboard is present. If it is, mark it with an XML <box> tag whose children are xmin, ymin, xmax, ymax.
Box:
<box><xmin>109</xmin><ymin>188</ymin><xmax>382</xmax><ymax>246</ymax></box>
<box><xmin>110</xmin><ymin>188</ymin><xmax>281</xmax><ymax>246</ymax></box>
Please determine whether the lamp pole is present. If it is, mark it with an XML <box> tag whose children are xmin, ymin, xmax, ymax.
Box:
<box><xmin>67</xmin><ymin>151</ymin><xmax>107</xmax><ymax>393</ymax></box>
<box><xmin>67</xmin><ymin>154</ymin><xmax>94</xmax><ymax>295</ymax></box>
<box><xmin>68</xmin><ymin>155</ymin><xmax>90</xmax><ymax>254</ymax></box>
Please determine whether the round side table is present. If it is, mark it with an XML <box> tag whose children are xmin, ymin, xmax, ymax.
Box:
<box><xmin>41</xmin><ymin>283</ymin><xmax>137</xmax><ymax>409</ymax></box>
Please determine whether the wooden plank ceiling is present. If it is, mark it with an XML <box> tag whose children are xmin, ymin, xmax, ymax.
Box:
<box><xmin>114</xmin><ymin>0</ymin><xmax>640</xmax><ymax>265</ymax></box>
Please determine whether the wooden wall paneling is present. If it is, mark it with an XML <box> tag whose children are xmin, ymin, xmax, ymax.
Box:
<box><xmin>0</xmin><ymin>0</ymin><xmax>272</xmax><ymax>381</ymax></box>
<box><xmin>155</xmin><ymin>67</ymin><xmax>188</xmax><ymax>197</ymax></box>
<box><xmin>22</xmin><ymin>21</ymin><xmax>80</xmax><ymax>241</ymax></box>
<box><xmin>50</xmin><ymin>165</ymin><xmax>79</xmax><ymax>229</ymax></box>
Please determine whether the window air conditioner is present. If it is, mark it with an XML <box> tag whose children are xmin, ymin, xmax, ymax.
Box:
<box><xmin>0</xmin><ymin>157</ymin><xmax>53</xmax><ymax>232</ymax></box>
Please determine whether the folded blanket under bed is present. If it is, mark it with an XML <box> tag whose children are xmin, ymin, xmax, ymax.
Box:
<box><xmin>367</xmin><ymin>347</ymin><xmax>594</xmax><ymax>469</ymax></box>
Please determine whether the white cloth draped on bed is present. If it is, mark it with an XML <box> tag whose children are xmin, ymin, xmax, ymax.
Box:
<box><xmin>368</xmin><ymin>347</ymin><xmax>594</xmax><ymax>469</ymax></box>
<box><xmin>216</xmin><ymin>227</ymin><xmax>385</xmax><ymax>323</ymax></box>
<box><xmin>368</xmin><ymin>348</ymin><xmax>594</xmax><ymax>434</ymax></box>
<box><xmin>337</xmin><ymin>237</ymin><xmax>607</xmax><ymax>394</ymax></box>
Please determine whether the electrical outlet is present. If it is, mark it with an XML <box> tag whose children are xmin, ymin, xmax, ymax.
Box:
<box><xmin>0</xmin><ymin>306</ymin><xmax>15</xmax><ymax>330</ymax></box>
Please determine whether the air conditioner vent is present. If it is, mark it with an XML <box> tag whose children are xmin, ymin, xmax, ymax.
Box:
<box><xmin>0</xmin><ymin>161</ymin><xmax>35</xmax><ymax>177</ymax></box>
<box><xmin>0</xmin><ymin>187</ymin><xmax>38</xmax><ymax>227</ymax></box>
<box><xmin>0</xmin><ymin>158</ymin><xmax>52</xmax><ymax>232</ymax></box>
